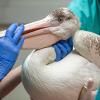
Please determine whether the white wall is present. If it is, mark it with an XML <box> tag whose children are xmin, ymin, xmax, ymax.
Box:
<box><xmin>0</xmin><ymin>0</ymin><xmax>71</xmax><ymax>100</ymax></box>
<box><xmin>0</xmin><ymin>0</ymin><xmax>71</xmax><ymax>24</ymax></box>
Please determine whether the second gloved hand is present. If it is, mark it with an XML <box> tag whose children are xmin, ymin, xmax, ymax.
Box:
<box><xmin>53</xmin><ymin>37</ymin><xmax>73</xmax><ymax>61</ymax></box>
<box><xmin>0</xmin><ymin>23</ymin><xmax>24</xmax><ymax>80</ymax></box>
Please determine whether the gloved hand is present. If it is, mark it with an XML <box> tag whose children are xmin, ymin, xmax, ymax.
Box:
<box><xmin>0</xmin><ymin>23</ymin><xmax>24</xmax><ymax>80</ymax></box>
<box><xmin>53</xmin><ymin>37</ymin><xmax>73</xmax><ymax>61</ymax></box>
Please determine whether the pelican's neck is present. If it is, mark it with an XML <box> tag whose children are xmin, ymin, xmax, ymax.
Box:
<box><xmin>73</xmin><ymin>30</ymin><xmax>100</xmax><ymax>67</ymax></box>
<box><xmin>23</xmin><ymin>47</ymin><xmax>56</xmax><ymax>71</ymax></box>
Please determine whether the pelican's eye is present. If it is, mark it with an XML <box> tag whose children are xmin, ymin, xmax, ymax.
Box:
<box><xmin>66</xmin><ymin>16</ymin><xmax>72</xmax><ymax>20</ymax></box>
<box><xmin>57</xmin><ymin>16</ymin><xmax>64</xmax><ymax>23</ymax></box>
<box><xmin>67</xmin><ymin>17</ymin><xmax>71</xmax><ymax>20</ymax></box>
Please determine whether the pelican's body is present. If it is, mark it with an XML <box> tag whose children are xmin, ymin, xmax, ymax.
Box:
<box><xmin>21</xmin><ymin>8</ymin><xmax>100</xmax><ymax>100</ymax></box>
<box><xmin>22</xmin><ymin>47</ymin><xmax>100</xmax><ymax>100</ymax></box>
<box><xmin>74</xmin><ymin>30</ymin><xmax>100</xmax><ymax>67</ymax></box>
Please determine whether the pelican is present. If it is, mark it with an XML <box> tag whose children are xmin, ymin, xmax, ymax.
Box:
<box><xmin>22</xmin><ymin>8</ymin><xmax>100</xmax><ymax>100</ymax></box>
<box><xmin>20</xmin><ymin>8</ymin><xmax>100</xmax><ymax>100</ymax></box>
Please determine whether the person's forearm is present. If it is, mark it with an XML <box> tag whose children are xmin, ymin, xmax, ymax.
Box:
<box><xmin>0</xmin><ymin>66</ymin><xmax>22</xmax><ymax>99</ymax></box>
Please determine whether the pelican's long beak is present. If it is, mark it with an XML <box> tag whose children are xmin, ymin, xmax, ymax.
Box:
<box><xmin>22</xmin><ymin>17</ymin><xmax>61</xmax><ymax>49</ymax></box>
<box><xmin>0</xmin><ymin>17</ymin><xmax>61</xmax><ymax>49</ymax></box>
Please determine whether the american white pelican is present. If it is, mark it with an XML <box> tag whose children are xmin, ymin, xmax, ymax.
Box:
<box><xmin>20</xmin><ymin>8</ymin><xmax>100</xmax><ymax>100</ymax></box>
<box><xmin>22</xmin><ymin>8</ymin><xmax>100</xmax><ymax>100</ymax></box>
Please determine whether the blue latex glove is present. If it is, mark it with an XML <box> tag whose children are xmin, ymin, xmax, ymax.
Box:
<box><xmin>53</xmin><ymin>37</ymin><xmax>73</xmax><ymax>61</ymax></box>
<box><xmin>0</xmin><ymin>23</ymin><xmax>24</xmax><ymax>80</ymax></box>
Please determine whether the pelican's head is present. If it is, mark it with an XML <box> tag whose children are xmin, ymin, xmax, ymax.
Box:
<box><xmin>46</xmin><ymin>7</ymin><xmax>80</xmax><ymax>39</ymax></box>
<box><xmin>23</xmin><ymin>8</ymin><xmax>80</xmax><ymax>49</ymax></box>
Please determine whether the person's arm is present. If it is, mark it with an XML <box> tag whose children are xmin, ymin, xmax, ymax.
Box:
<box><xmin>0</xmin><ymin>66</ymin><xmax>21</xmax><ymax>99</ymax></box>
<box><xmin>0</xmin><ymin>24</ymin><xmax>24</xmax><ymax>80</ymax></box>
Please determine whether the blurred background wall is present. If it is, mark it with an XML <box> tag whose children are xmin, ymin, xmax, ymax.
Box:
<box><xmin>0</xmin><ymin>0</ymin><xmax>71</xmax><ymax>100</ymax></box>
